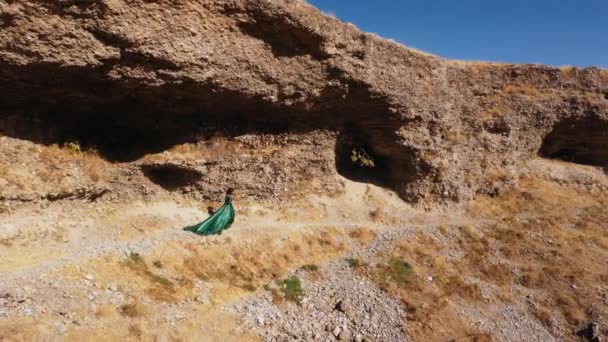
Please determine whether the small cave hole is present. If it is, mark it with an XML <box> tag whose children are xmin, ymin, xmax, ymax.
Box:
<box><xmin>539</xmin><ymin>116</ymin><xmax>608</xmax><ymax>167</ymax></box>
<box><xmin>141</xmin><ymin>164</ymin><xmax>203</xmax><ymax>191</ymax></box>
<box><xmin>335</xmin><ymin>128</ymin><xmax>392</xmax><ymax>187</ymax></box>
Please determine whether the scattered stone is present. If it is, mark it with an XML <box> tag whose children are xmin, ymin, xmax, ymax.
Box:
<box><xmin>333</xmin><ymin>326</ymin><xmax>341</xmax><ymax>337</ymax></box>
<box><xmin>338</xmin><ymin>328</ymin><xmax>352</xmax><ymax>341</ymax></box>
<box><xmin>334</xmin><ymin>300</ymin><xmax>345</xmax><ymax>313</ymax></box>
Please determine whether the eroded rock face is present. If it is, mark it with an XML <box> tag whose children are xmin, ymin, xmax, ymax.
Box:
<box><xmin>1</xmin><ymin>0</ymin><xmax>607</xmax><ymax>204</ymax></box>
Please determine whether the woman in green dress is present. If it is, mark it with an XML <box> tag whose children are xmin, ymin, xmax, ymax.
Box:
<box><xmin>184</xmin><ymin>188</ymin><xmax>235</xmax><ymax>236</ymax></box>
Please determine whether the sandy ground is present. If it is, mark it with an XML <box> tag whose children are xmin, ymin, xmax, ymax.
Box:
<box><xmin>1</xmin><ymin>161</ymin><xmax>607</xmax><ymax>341</ymax></box>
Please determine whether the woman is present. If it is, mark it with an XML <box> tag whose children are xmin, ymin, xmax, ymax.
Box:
<box><xmin>184</xmin><ymin>188</ymin><xmax>235</xmax><ymax>236</ymax></box>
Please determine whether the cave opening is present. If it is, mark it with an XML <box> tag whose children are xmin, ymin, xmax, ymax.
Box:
<box><xmin>61</xmin><ymin>114</ymin><xmax>206</xmax><ymax>162</ymax></box>
<box><xmin>335</xmin><ymin>124</ymin><xmax>395</xmax><ymax>188</ymax></box>
<box><xmin>539</xmin><ymin>116</ymin><xmax>608</xmax><ymax>167</ymax></box>
<box><xmin>141</xmin><ymin>164</ymin><xmax>203</xmax><ymax>191</ymax></box>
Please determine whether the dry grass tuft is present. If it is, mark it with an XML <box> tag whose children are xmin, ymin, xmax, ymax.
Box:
<box><xmin>37</xmin><ymin>144</ymin><xmax>109</xmax><ymax>183</ymax></box>
<box><xmin>300</xmin><ymin>264</ymin><xmax>323</xmax><ymax>281</ymax></box>
<box><xmin>128</xmin><ymin>324</ymin><xmax>142</xmax><ymax>338</ymax></box>
<box><xmin>119</xmin><ymin>303</ymin><xmax>143</xmax><ymax>318</ymax></box>
<box><xmin>165</xmin><ymin>136</ymin><xmax>242</xmax><ymax>161</ymax></box>
<box><xmin>122</xmin><ymin>253</ymin><xmax>176</xmax><ymax>301</ymax></box>
<box><xmin>348</xmin><ymin>227</ymin><xmax>376</xmax><ymax>244</ymax></box>
<box><xmin>503</xmin><ymin>84</ymin><xmax>542</xmax><ymax>99</ymax></box>
<box><xmin>479</xmin><ymin>102</ymin><xmax>511</xmax><ymax>121</ymax></box>
<box><xmin>559</xmin><ymin>65</ymin><xmax>578</xmax><ymax>78</ymax></box>
<box><xmin>0</xmin><ymin>162</ymin><xmax>27</xmax><ymax>190</ymax></box>
<box><xmin>300</xmin><ymin>264</ymin><xmax>319</xmax><ymax>272</ymax></box>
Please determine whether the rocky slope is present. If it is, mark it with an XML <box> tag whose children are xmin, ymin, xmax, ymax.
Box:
<box><xmin>1</xmin><ymin>0</ymin><xmax>607</xmax><ymax>205</ymax></box>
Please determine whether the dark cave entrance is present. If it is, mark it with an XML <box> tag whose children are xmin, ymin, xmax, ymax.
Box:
<box><xmin>141</xmin><ymin>164</ymin><xmax>203</xmax><ymax>191</ymax></box>
<box><xmin>539</xmin><ymin>116</ymin><xmax>608</xmax><ymax>167</ymax></box>
<box><xmin>57</xmin><ymin>113</ymin><xmax>211</xmax><ymax>162</ymax></box>
<box><xmin>335</xmin><ymin>124</ymin><xmax>395</xmax><ymax>188</ymax></box>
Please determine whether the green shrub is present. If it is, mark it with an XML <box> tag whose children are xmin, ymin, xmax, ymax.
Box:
<box><xmin>300</xmin><ymin>264</ymin><xmax>319</xmax><ymax>272</ymax></box>
<box><xmin>125</xmin><ymin>253</ymin><xmax>145</xmax><ymax>269</ymax></box>
<box><xmin>351</xmin><ymin>147</ymin><xmax>375</xmax><ymax>167</ymax></box>
<box><xmin>279</xmin><ymin>275</ymin><xmax>303</xmax><ymax>304</ymax></box>
<box><xmin>63</xmin><ymin>140</ymin><xmax>82</xmax><ymax>154</ymax></box>
<box><xmin>389</xmin><ymin>259</ymin><xmax>414</xmax><ymax>283</ymax></box>
<box><xmin>151</xmin><ymin>274</ymin><xmax>173</xmax><ymax>287</ymax></box>
<box><xmin>346</xmin><ymin>258</ymin><xmax>360</xmax><ymax>269</ymax></box>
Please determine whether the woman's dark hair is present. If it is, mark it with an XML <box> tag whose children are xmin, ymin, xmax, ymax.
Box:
<box><xmin>226</xmin><ymin>188</ymin><xmax>235</xmax><ymax>195</ymax></box>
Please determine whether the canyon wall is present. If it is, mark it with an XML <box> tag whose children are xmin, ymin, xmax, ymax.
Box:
<box><xmin>1</xmin><ymin>0</ymin><xmax>607</xmax><ymax>204</ymax></box>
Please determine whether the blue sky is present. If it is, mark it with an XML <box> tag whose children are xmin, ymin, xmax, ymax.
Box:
<box><xmin>308</xmin><ymin>0</ymin><xmax>607</xmax><ymax>68</ymax></box>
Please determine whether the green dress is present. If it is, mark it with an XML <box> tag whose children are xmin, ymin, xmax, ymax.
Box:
<box><xmin>184</xmin><ymin>195</ymin><xmax>235</xmax><ymax>235</ymax></box>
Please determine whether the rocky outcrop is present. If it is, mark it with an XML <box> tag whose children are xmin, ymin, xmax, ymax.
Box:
<box><xmin>1</xmin><ymin>0</ymin><xmax>607</xmax><ymax>204</ymax></box>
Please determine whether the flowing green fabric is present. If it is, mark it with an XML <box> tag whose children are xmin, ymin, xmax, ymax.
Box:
<box><xmin>184</xmin><ymin>195</ymin><xmax>235</xmax><ymax>235</ymax></box>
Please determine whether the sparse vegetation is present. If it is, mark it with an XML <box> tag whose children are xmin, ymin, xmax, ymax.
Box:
<box><xmin>503</xmin><ymin>84</ymin><xmax>542</xmax><ymax>98</ymax></box>
<box><xmin>350</xmin><ymin>147</ymin><xmax>375</xmax><ymax>167</ymax></box>
<box><xmin>362</xmin><ymin>233</ymin><xmax>488</xmax><ymax>341</ymax></box>
<box><xmin>348</xmin><ymin>227</ymin><xmax>376</xmax><ymax>244</ymax></box>
<box><xmin>62</xmin><ymin>140</ymin><xmax>82</xmax><ymax>154</ymax></box>
<box><xmin>388</xmin><ymin>259</ymin><xmax>414</xmax><ymax>283</ymax></box>
<box><xmin>346</xmin><ymin>257</ymin><xmax>360</xmax><ymax>269</ymax></box>
<box><xmin>279</xmin><ymin>275</ymin><xmax>303</xmax><ymax>304</ymax></box>
<box><xmin>35</xmin><ymin>143</ymin><xmax>108</xmax><ymax>183</ymax></box>
<box><xmin>122</xmin><ymin>252</ymin><xmax>175</xmax><ymax>301</ymax></box>
<box><xmin>300</xmin><ymin>264</ymin><xmax>319</xmax><ymax>272</ymax></box>
<box><xmin>300</xmin><ymin>263</ymin><xmax>323</xmax><ymax>281</ymax></box>
<box><xmin>127</xmin><ymin>252</ymin><xmax>144</xmax><ymax>265</ymax></box>
<box><xmin>463</xmin><ymin>177</ymin><xmax>608</xmax><ymax>332</ymax></box>
<box><xmin>183</xmin><ymin>228</ymin><xmax>346</xmax><ymax>295</ymax></box>
<box><xmin>151</xmin><ymin>274</ymin><xmax>173</xmax><ymax>287</ymax></box>
<box><xmin>151</xmin><ymin>135</ymin><xmax>242</xmax><ymax>163</ymax></box>
<box><xmin>559</xmin><ymin>65</ymin><xmax>577</xmax><ymax>78</ymax></box>
<box><xmin>128</xmin><ymin>324</ymin><xmax>142</xmax><ymax>338</ymax></box>
<box><xmin>119</xmin><ymin>303</ymin><xmax>143</xmax><ymax>317</ymax></box>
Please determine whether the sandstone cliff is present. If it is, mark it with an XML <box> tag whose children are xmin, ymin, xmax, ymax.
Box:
<box><xmin>1</xmin><ymin>0</ymin><xmax>607</xmax><ymax>205</ymax></box>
